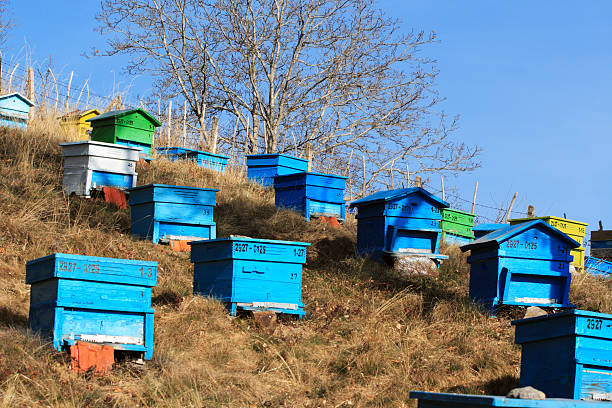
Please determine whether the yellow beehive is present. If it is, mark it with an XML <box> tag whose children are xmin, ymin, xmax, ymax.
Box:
<box><xmin>509</xmin><ymin>216</ymin><xmax>588</xmax><ymax>271</ymax></box>
<box><xmin>58</xmin><ymin>109</ymin><xmax>101</xmax><ymax>140</ymax></box>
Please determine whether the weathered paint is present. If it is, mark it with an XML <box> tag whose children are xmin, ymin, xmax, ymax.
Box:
<box><xmin>274</xmin><ymin>172</ymin><xmax>347</xmax><ymax>221</ymax></box>
<box><xmin>60</xmin><ymin>141</ymin><xmax>140</xmax><ymax>197</ymax></box>
<box><xmin>87</xmin><ymin>109</ymin><xmax>161</xmax><ymax>156</ymax></box>
<box><xmin>190</xmin><ymin>237</ymin><xmax>310</xmax><ymax>317</ymax></box>
<box><xmin>129</xmin><ymin>184</ymin><xmax>218</xmax><ymax>244</ymax></box>
<box><xmin>509</xmin><ymin>216</ymin><xmax>588</xmax><ymax>270</ymax></box>
<box><xmin>585</xmin><ymin>257</ymin><xmax>612</xmax><ymax>278</ymax></box>
<box><xmin>460</xmin><ymin>220</ymin><xmax>580</xmax><ymax>314</ymax></box>
<box><xmin>512</xmin><ymin>309</ymin><xmax>612</xmax><ymax>401</ymax></box>
<box><xmin>155</xmin><ymin>147</ymin><xmax>230</xmax><ymax>172</ymax></box>
<box><xmin>26</xmin><ymin>253</ymin><xmax>157</xmax><ymax>360</ymax></box>
<box><xmin>591</xmin><ymin>230</ymin><xmax>612</xmax><ymax>261</ymax></box>
<box><xmin>0</xmin><ymin>93</ymin><xmax>34</xmax><ymax>129</ymax></box>
<box><xmin>59</xmin><ymin>109</ymin><xmax>101</xmax><ymax>140</ymax></box>
<box><xmin>246</xmin><ymin>154</ymin><xmax>309</xmax><ymax>186</ymax></box>
<box><xmin>349</xmin><ymin>188</ymin><xmax>449</xmax><ymax>264</ymax></box>
<box><xmin>409</xmin><ymin>391</ymin><xmax>608</xmax><ymax>407</ymax></box>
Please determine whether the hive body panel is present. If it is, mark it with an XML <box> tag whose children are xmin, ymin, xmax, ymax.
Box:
<box><xmin>246</xmin><ymin>154</ymin><xmax>309</xmax><ymax>186</ymax></box>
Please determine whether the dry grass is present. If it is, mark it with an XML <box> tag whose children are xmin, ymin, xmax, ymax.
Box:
<box><xmin>0</xmin><ymin>121</ymin><xmax>610</xmax><ymax>407</ymax></box>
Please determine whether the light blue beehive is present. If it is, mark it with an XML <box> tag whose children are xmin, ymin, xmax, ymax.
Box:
<box><xmin>129</xmin><ymin>184</ymin><xmax>218</xmax><ymax>244</ymax></box>
<box><xmin>0</xmin><ymin>93</ymin><xmax>34</xmax><ymax>130</ymax></box>
<box><xmin>26</xmin><ymin>253</ymin><xmax>157</xmax><ymax>360</ymax></box>
<box><xmin>190</xmin><ymin>236</ymin><xmax>310</xmax><ymax>317</ymax></box>
<box><xmin>155</xmin><ymin>147</ymin><xmax>229</xmax><ymax>172</ymax></box>
<box><xmin>349</xmin><ymin>188</ymin><xmax>449</xmax><ymax>264</ymax></box>
<box><xmin>460</xmin><ymin>220</ymin><xmax>580</xmax><ymax>314</ymax></box>
<box><xmin>246</xmin><ymin>154</ymin><xmax>309</xmax><ymax>186</ymax></box>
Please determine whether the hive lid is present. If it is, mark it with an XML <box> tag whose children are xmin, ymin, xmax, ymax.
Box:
<box><xmin>58</xmin><ymin>108</ymin><xmax>101</xmax><ymax>120</ymax></box>
<box><xmin>188</xmin><ymin>236</ymin><xmax>311</xmax><ymax>246</ymax></box>
<box><xmin>59</xmin><ymin>140</ymin><xmax>143</xmax><ymax>151</ymax></box>
<box><xmin>273</xmin><ymin>171</ymin><xmax>348</xmax><ymax>180</ymax></box>
<box><xmin>472</xmin><ymin>223</ymin><xmax>507</xmax><ymax>232</ymax></box>
<box><xmin>510</xmin><ymin>308</ymin><xmax>612</xmax><ymax>327</ymax></box>
<box><xmin>128</xmin><ymin>183</ymin><xmax>220</xmax><ymax>193</ymax></box>
<box><xmin>245</xmin><ymin>153</ymin><xmax>309</xmax><ymax>162</ymax></box>
<box><xmin>155</xmin><ymin>146</ymin><xmax>230</xmax><ymax>159</ymax></box>
<box><xmin>349</xmin><ymin>187</ymin><xmax>449</xmax><ymax>209</ymax></box>
<box><xmin>0</xmin><ymin>92</ymin><xmax>34</xmax><ymax>107</ymax></box>
<box><xmin>86</xmin><ymin>108</ymin><xmax>162</xmax><ymax>127</ymax></box>
<box><xmin>409</xmin><ymin>391</ymin><xmax>605</xmax><ymax>406</ymax></box>
<box><xmin>460</xmin><ymin>219</ymin><xmax>581</xmax><ymax>252</ymax></box>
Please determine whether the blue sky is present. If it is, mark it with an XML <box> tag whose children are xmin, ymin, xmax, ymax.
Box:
<box><xmin>5</xmin><ymin>1</ymin><xmax>611</xmax><ymax>248</ymax></box>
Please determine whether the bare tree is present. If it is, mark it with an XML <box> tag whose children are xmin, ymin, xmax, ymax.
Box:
<box><xmin>97</xmin><ymin>0</ymin><xmax>479</xmax><ymax>189</ymax></box>
<box><xmin>0</xmin><ymin>0</ymin><xmax>10</xmax><ymax>47</ymax></box>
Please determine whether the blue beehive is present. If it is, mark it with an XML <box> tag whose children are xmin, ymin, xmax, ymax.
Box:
<box><xmin>585</xmin><ymin>256</ymin><xmax>612</xmax><ymax>278</ymax></box>
<box><xmin>246</xmin><ymin>154</ymin><xmax>309</xmax><ymax>186</ymax></box>
<box><xmin>274</xmin><ymin>172</ymin><xmax>347</xmax><ymax>221</ymax></box>
<box><xmin>409</xmin><ymin>391</ymin><xmax>607</xmax><ymax>407</ymax></box>
<box><xmin>460</xmin><ymin>220</ymin><xmax>580</xmax><ymax>314</ymax></box>
<box><xmin>26</xmin><ymin>253</ymin><xmax>157</xmax><ymax>360</ymax></box>
<box><xmin>349</xmin><ymin>188</ymin><xmax>450</xmax><ymax>263</ymax></box>
<box><xmin>155</xmin><ymin>147</ymin><xmax>229</xmax><ymax>172</ymax></box>
<box><xmin>473</xmin><ymin>223</ymin><xmax>507</xmax><ymax>239</ymax></box>
<box><xmin>0</xmin><ymin>93</ymin><xmax>34</xmax><ymax>129</ymax></box>
<box><xmin>512</xmin><ymin>309</ymin><xmax>612</xmax><ymax>401</ymax></box>
<box><xmin>190</xmin><ymin>237</ymin><xmax>310</xmax><ymax>317</ymax></box>
<box><xmin>129</xmin><ymin>184</ymin><xmax>219</xmax><ymax>244</ymax></box>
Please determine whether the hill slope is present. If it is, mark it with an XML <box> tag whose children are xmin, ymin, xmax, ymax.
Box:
<box><xmin>0</xmin><ymin>124</ymin><xmax>610</xmax><ymax>407</ymax></box>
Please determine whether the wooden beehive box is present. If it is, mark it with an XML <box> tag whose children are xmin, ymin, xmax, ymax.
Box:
<box><xmin>441</xmin><ymin>208</ymin><xmax>475</xmax><ymax>245</ymax></box>
<box><xmin>273</xmin><ymin>172</ymin><xmax>347</xmax><ymax>221</ymax></box>
<box><xmin>246</xmin><ymin>154</ymin><xmax>309</xmax><ymax>186</ymax></box>
<box><xmin>155</xmin><ymin>147</ymin><xmax>229</xmax><ymax>172</ymax></box>
<box><xmin>190</xmin><ymin>237</ymin><xmax>310</xmax><ymax>317</ymax></box>
<box><xmin>585</xmin><ymin>256</ymin><xmax>612</xmax><ymax>278</ymax></box>
<box><xmin>0</xmin><ymin>92</ymin><xmax>34</xmax><ymax>130</ymax></box>
<box><xmin>349</xmin><ymin>188</ymin><xmax>449</xmax><ymax>263</ymax></box>
<box><xmin>26</xmin><ymin>253</ymin><xmax>157</xmax><ymax>360</ymax></box>
<box><xmin>509</xmin><ymin>216</ymin><xmax>588</xmax><ymax>271</ymax></box>
<box><xmin>409</xmin><ymin>391</ymin><xmax>606</xmax><ymax>407</ymax></box>
<box><xmin>460</xmin><ymin>220</ymin><xmax>580</xmax><ymax>314</ymax></box>
<box><xmin>472</xmin><ymin>223</ymin><xmax>506</xmax><ymax>240</ymax></box>
<box><xmin>59</xmin><ymin>109</ymin><xmax>101</xmax><ymax>140</ymax></box>
<box><xmin>591</xmin><ymin>230</ymin><xmax>612</xmax><ymax>261</ymax></box>
<box><xmin>60</xmin><ymin>141</ymin><xmax>140</xmax><ymax>197</ymax></box>
<box><xmin>86</xmin><ymin>108</ymin><xmax>161</xmax><ymax>156</ymax></box>
<box><xmin>129</xmin><ymin>184</ymin><xmax>218</xmax><ymax>244</ymax></box>
<box><xmin>512</xmin><ymin>309</ymin><xmax>612</xmax><ymax>401</ymax></box>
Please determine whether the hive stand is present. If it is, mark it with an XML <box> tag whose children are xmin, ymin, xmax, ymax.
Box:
<box><xmin>0</xmin><ymin>92</ymin><xmax>34</xmax><ymax>130</ymax></box>
<box><xmin>349</xmin><ymin>188</ymin><xmax>449</xmax><ymax>265</ymax></box>
<box><xmin>460</xmin><ymin>220</ymin><xmax>580</xmax><ymax>315</ymax></box>
<box><xmin>86</xmin><ymin>108</ymin><xmax>161</xmax><ymax>156</ymax></box>
<box><xmin>512</xmin><ymin>309</ymin><xmax>612</xmax><ymax>401</ymax></box>
<box><xmin>155</xmin><ymin>147</ymin><xmax>229</xmax><ymax>172</ymax></box>
<box><xmin>190</xmin><ymin>237</ymin><xmax>310</xmax><ymax>317</ymax></box>
<box><xmin>246</xmin><ymin>154</ymin><xmax>309</xmax><ymax>186</ymax></box>
<box><xmin>409</xmin><ymin>391</ymin><xmax>609</xmax><ymax>407</ymax></box>
<box><xmin>26</xmin><ymin>253</ymin><xmax>157</xmax><ymax>360</ymax></box>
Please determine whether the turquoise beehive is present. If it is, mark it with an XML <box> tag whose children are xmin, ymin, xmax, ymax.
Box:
<box><xmin>0</xmin><ymin>93</ymin><xmax>34</xmax><ymax>129</ymax></box>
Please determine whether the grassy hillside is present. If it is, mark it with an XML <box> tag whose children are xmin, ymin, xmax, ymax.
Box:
<box><xmin>0</xmin><ymin>123</ymin><xmax>610</xmax><ymax>407</ymax></box>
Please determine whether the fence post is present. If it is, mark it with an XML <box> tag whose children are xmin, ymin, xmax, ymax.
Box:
<box><xmin>471</xmin><ymin>181</ymin><xmax>478</xmax><ymax>214</ymax></box>
<box><xmin>414</xmin><ymin>175</ymin><xmax>422</xmax><ymax>188</ymax></box>
<box><xmin>182</xmin><ymin>100</ymin><xmax>187</xmax><ymax>147</ymax></box>
<box><xmin>167</xmin><ymin>100</ymin><xmax>172</xmax><ymax>145</ymax></box>
<box><xmin>440</xmin><ymin>175</ymin><xmax>445</xmax><ymax>200</ymax></box>
<box><xmin>503</xmin><ymin>192</ymin><xmax>518</xmax><ymax>223</ymax></box>
<box><xmin>65</xmin><ymin>71</ymin><xmax>73</xmax><ymax>112</ymax></box>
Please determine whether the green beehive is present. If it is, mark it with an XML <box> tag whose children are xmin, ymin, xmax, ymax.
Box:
<box><xmin>86</xmin><ymin>109</ymin><xmax>161</xmax><ymax>156</ymax></box>
<box><xmin>441</xmin><ymin>208</ymin><xmax>475</xmax><ymax>245</ymax></box>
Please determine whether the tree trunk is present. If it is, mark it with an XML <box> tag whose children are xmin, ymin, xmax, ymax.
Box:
<box><xmin>249</xmin><ymin>111</ymin><xmax>259</xmax><ymax>154</ymax></box>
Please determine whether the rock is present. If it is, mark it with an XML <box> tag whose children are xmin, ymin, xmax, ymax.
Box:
<box><xmin>569</xmin><ymin>264</ymin><xmax>578</xmax><ymax>275</ymax></box>
<box><xmin>523</xmin><ymin>306</ymin><xmax>547</xmax><ymax>319</ymax></box>
<box><xmin>394</xmin><ymin>256</ymin><xmax>438</xmax><ymax>277</ymax></box>
<box><xmin>506</xmin><ymin>386</ymin><xmax>546</xmax><ymax>400</ymax></box>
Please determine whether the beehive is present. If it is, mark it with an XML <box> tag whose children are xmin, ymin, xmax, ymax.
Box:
<box><xmin>60</xmin><ymin>141</ymin><xmax>139</xmax><ymax>197</ymax></box>
<box><xmin>409</xmin><ymin>391</ymin><xmax>606</xmax><ymax>407</ymax></box>
<box><xmin>246</xmin><ymin>154</ymin><xmax>309</xmax><ymax>186</ymax></box>
<box><xmin>591</xmin><ymin>230</ymin><xmax>612</xmax><ymax>261</ymax></box>
<box><xmin>155</xmin><ymin>147</ymin><xmax>229</xmax><ymax>172</ymax></box>
<box><xmin>509</xmin><ymin>216</ymin><xmax>588</xmax><ymax>270</ymax></box>
<box><xmin>274</xmin><ymin>172</ymin><xmax>347</xmax><ymax>221</ymax></box>
<box><xmin>190</xmin><ymin>237</ymin><xmax>310</xmax><ymax>317</ymax></box>
<box><xmin>512</xmin><ymin>309</ymin><xmax>612</xmax><ymax>401</ymax></box>
<box><xmin>26</xmin><ymin>253</ymin><xmax>157</xmax><ymax>360</ymax></box>
<box><xmin>460</xmin><ymin>220</ymin><xmax>580</xmax><ymax>314</ymax></box>
<box><xmin>585</xmin><ymin>256</ymin><xmax>612</xmax><ymax>278</ymax></box>
<box><xmin>349</xmin><ymin>188</ymin><xmax>449</xmax><ymax>264</ymax></box>
<box><xmin>472</xmin><ymin>223</ymin><xmax>506</xmax><ymax>240</ymax></box>
<box><xmin>87</xmin><ymin>109</ymin><xmax>161</xmax><ymax>156</ymax></box>
<box><xmin>129</xmin><ymin>184</ymin><xmax>218</xmax><ymax>244</ymax></box>
<box><xmin>0</xmin><ymin>92</ymin><xmax>34</xmax><ymax>129</ymax></box>
<box><xmin>441</xmin><ymin>208</ymin><xmax>475</xmax><ymax>245</ymax></box>
<box><xmin>59</xmin><ymin>109</ymin><xmax>101</xmax><ymax>140</ymax></box>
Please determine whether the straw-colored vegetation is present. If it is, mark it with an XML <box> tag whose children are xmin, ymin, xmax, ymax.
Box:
<box><xmin>0</xmin><ymin>120</ymin><xmax>611</xmax><ymax>407</ymax></box>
